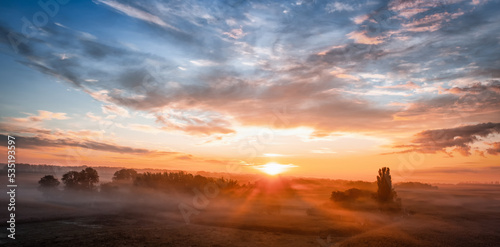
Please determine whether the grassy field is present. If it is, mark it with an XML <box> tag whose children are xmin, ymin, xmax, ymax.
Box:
<box><xmin>1</xmin><ymin>172</ymin><xmax>500</xmax><ymax>246</ymax></box>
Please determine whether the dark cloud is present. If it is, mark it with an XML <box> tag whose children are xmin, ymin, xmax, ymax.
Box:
<box><xmin>308</xmin><ymin>43</ymin><xmax>386</xmax><ymax>66</ymax></box>
<box><xmin>80</xmin><ymin>39</ymin><xmax>128</xmax><ymax>60</ymax></box>
<box><xmin>19</xmin><ymin>60</ymin><xmax>83</xmax><ymax>87</ymax></box>
<box><xmin>392</xmin><ymin>122</ymin><xmax>500</xmax><ymax>156</ymax></box>
<box><xmin>0</xmin><ymin>124</ymin><xmax>52</xmax><ymax>135</ymax></box>
<box><xmin>447</xmin><ymin>80</ymin><xmax>500</xmax><ymax>95</ymax></box>
<box><xmin>486</xmin><ymin>142</ymin><xmax>500</xmax><ymax>155</ymax></box>
<box><xmin>0</xmin><ymin>134</ymin><xmax>177</xmax><ymax>155</ymax></box>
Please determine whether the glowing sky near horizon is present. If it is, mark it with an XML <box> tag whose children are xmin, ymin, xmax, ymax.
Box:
<box><xmin>0</xmin><ymin>0</ymin><xmax>500</xmax><ymax>183</ymax></box>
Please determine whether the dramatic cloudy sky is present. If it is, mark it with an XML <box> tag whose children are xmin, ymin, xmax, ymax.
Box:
<box><xmin>1</xmin><ymin>0</ymin><xmax>499</xmax><ymax>182</ymax></box>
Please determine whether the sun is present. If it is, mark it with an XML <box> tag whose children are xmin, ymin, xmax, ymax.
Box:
<box><xmin>256</xmin><ymin>162</ymin><xmax>294</xmax><ymax>176</ymax></box>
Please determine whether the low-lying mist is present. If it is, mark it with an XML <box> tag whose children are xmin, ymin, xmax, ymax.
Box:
<box><xmin>1</xmin><ymin>165</ymin><xmax>500</xmax><ymax>246</ymax></box>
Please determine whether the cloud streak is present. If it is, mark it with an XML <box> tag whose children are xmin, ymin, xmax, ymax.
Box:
<box><xmin>0</xmin><ymin>134</ymin><xmax>175</xmax><ymax>155</ymax></box>
<box><xmin>8</xmin><ymin>110</ymin><xmax>70</xmax><ymax>123</ymax></box>
<box><xmin>94</xmin><ymin>0</ymin><xmax>178</xmax><ymax>30</ymax></box>
<box><xmin>392</xmin><ymin>122</ymin><xmax>500</xmax><ymax>156</ymax></box>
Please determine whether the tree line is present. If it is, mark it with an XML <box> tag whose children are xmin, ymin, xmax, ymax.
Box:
<box><xmin>38</xmin><ymin>167</ymin><xmax>242</xmax><ymax>194</ymax></box>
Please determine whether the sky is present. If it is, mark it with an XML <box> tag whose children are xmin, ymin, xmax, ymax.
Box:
<box><xmin>0</xmin><ymin>0</ymin><xmax>499</xmax><ymax>183</ymax></box>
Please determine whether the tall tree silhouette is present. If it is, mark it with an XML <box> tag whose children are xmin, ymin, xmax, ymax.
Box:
<box><xmin>377</xmin><ymin>167</ymin><xmax>395</xmax><ymax>202</ymax></box>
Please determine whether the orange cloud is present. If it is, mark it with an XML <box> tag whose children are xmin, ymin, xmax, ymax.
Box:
<box><xmin>347</xmin><ymin>30</ymin><xmax>384</xmax><ymax>45</ymax></box>
<box><xmin>486</xmin><ymin>142</ymin><xmax>500</xmax><ymax>155</ymax></box>
<box><xmin>9</xmin><ymin>110</ymin><xmax>69</xmax><ymax>122</ymax></box>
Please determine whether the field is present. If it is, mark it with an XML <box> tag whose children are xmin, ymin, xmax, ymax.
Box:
<box><xmin>1</xmin><ymin>170</ymin><xmax>500</xmax><ymax>246</ymax></box>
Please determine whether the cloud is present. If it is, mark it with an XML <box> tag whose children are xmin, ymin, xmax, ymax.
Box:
<box><xmin>401</xmin><ymin>11</ymin><xmax>465</xmax><ymax>32</ymax></box>
<box><xmin>486</xmin><ymin>142</ymin><xmax>500</xmax><ymax>155</ymax></box>
<box><xmin>156</xmin><ymin>109</ymin><xmax>235</xmax><ymax>136</ymax></box>
<box><xmin>0</xmin><ymin>122</ymin><xmax>104</xmax><ymax>139</ymax></box>
<box><xmin>102</xmin><ymin>104</ymin><xmax>130</xmax><ymax>117</ymax></box>
<box><xmin>471</xmin><ymin>0</ymin><xmax>488</xmax><ymax>5</ymax></box>
<box><xmin>0</xmin><ymin>120</ymin><xmax>239</xmax><ymax>166</ymax></box>
<box><xmin>116</xmin><ymin>123</ymin><xmax>161</xmax><ymax>133</ymax></box>
<box><xmin>391</xmin><ymin>122</ymin><xmax>500</xmax><ymax>156</ymax></box>
<box><xmin>8</xmin><ymin>110</ymin><xmax>69</xmax><ymax>123</ymax></box>
<box><xmin>347</xmin><ymin>30</ymin><xmax>384</xmax><ymax>45</ymax></box>
<box><xmin>0</xmin><ymin>123</ymin><xmax>52</xmax><ymax>135</ymax></box>
<box><xmin>94</xmin><ymin>0</ymin><xmax>178</xmax><ymax>30</ymax></box>
<box><xmin>326</xmin><ymin>2</ymin><xmax>355</xmax><ymax>13</ymax></box>
<box><xmin>189</xmin><ymin>60</ymin><xmax>219</xmax><ymax>66</ymax></box>
<box><xmin>86</xmin><ymin>112</ymin><xmax>103</xmax><ymax>121</ymax></box>
<box><xmin>223</xmin><ymin>26</ymin><xmax>247</xmax><ymax>39</ymax></box>
<box><xmin>395</xmin><ymin>81</ymin><xmax>500</xmax><ymax>122</ymax></box>
<box><xmin>388</xmin><ymin>0</ymin><xmax>463</xmax><ymax>13</ymax></box>
<box><xmin>446</xmin><ymin>81</ymin><xmax>500</xmax><ymax>94</ymax></box>
<box><xmin>0</xmin><ymin>133</ymin><xmax>176</xmax><ymax>155</ymax></box>
<box><xmin>352</xmin><ymin>14</ymin><xmax>369</xmax><ymax>24</ymax></box>
<box><xmin>377</xmin><ymin>81</ymin><xmax>420</xmax><ymax>90</ymax></box>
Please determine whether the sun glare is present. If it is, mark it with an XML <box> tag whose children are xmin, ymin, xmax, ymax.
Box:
<box><xmin>256</xmin><ymin>162</ymin><xmax>295</xmax><ymax>175</ymax></box>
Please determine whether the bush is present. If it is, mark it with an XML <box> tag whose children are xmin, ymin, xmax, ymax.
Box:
<box><xmin>330</xmin><ymin>188</ymin><xmax>374</xmax><ymax>202</ymax></box>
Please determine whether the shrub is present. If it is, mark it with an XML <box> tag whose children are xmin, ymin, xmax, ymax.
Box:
<box><xmin>330</xmin><ymin>188</ymin><xmax>373</xmax><ymax>202</ymax></box>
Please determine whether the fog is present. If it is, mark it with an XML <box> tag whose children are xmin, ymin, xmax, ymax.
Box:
<box><xmin>1</xmin><ymin>167</ymin><xmax>500</xmax><ymax>246</ymax></box>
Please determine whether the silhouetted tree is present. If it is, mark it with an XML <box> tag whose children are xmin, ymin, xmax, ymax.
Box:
<box><xmin>38</xmin><ymin>175</ymin><xmax>60</xmax><ymax>192</ymax></box>
<box><xmin>80</xmin><ymin>167</ymin><xmax>99</xmax><ymax>190</ymax></box>
<box><xmin>112</xmin><ymin>168</ymin><xmax>138</xmax><ymax>181</ymax></box>
<box><xmin>377</xmin><ymin>167</ymin><xmax>396</xmax><ymax>202</ymax></box>
<box><xmin>133</xmin><ymin>171</ymin><xmax>243</xmax><ymax>194</ymax></box>
<box><xmin>62</xmin><ymin>167</ymin><xmax>99</xmax><ymax>191</ymax></box>
<box><xmin>62</xmin><ymin>171</ymin><xmax>81</xmax><ymax>190</ymax></box>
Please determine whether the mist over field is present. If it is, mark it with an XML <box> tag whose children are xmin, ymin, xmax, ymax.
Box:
<box><xmin>1</xmin><ymin>164</ymin><xmax>499</xmax><ymax>246</ymax></box>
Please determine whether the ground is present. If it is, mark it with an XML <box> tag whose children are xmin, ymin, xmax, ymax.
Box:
<box><xmin>1</xmin><ymin>173</ymin><xmax>500</xmax><ymax>246</ymax></box>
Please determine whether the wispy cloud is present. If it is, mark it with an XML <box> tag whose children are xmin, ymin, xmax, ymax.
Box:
<box><xmin>347</xmin><ymin>30</ymin><xmax>384</xmax><ymax>45</ymax></box>
<box><xmin>94</xmin><ymin>0</ymin><xmax>178</xmax><ymax>30</ymax></box>
<box><xmin>101</xmin><ymin>104</ymin><xmax>130</xmax><ymax>117</ymax></box>
<box><xmin>8</xmin><ymin>110</ymin><xmax>70</xmax><ymax>123</ymax></box>
<box><xmin>326</xmin><ymin>2</ymin><xmax>355</xmax><ymax>13</ymax></box>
